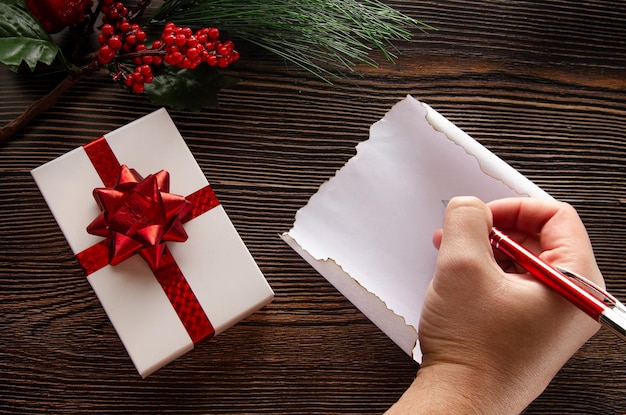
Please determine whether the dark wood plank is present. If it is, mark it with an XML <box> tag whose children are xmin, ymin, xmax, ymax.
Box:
<box><xmin>1</xmin><ymin>1</ymin><xmax>625</xmax><ymax>413</ymax></box>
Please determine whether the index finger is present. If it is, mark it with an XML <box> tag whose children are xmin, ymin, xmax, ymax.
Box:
<box><xmin>487</xmin><ymin>197</ymin><xmax>562</xmax><ymax>235</ymax></box>
<box><xmin>487</xmin><ymin>197</ymin><xmax>602</xmax><ymax>285</ymax></box>
<box><xmin>487</xmin><ymin>198</ymin><xmax>585</xmax><ymax>249</ymax></box>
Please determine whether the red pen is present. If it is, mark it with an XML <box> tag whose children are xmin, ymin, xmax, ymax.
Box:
<box><xmin>489</xmin><ymin>227</ymin><xmax>626</xmax><ymax>342</ymax></box>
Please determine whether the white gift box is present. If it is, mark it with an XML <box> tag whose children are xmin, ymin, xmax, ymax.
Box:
<box><xmin>32</xmin><ymin>108</ymin><xmax>274</xmax><ymax>378</ymax></box>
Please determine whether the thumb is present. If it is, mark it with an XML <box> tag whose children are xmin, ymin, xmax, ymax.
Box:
<box><xmin>436</xmin><ymin>197</ymin><xmax>496</xmax><ymax>281</ymax></box>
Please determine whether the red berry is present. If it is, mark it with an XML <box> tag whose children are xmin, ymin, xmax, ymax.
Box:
<box><xmin>217</xmin><ymin>44</ymin><xmax>230</xmax><ymax>56</ymax></box>
<box><xmin>217</xmin><ymin>57</ymin><xmax>229</xmax><ymax>68</ymax></box>
<box><xmin>180</xmin><ymin>57</ymin><xmax>192</xmax><ymax>68</ymax></box>
<box><xmin>186</xmin><ymin>37</ymin><xmax>198</xmax><ymax>48</ymax></box>
<box><xmin>164</xmin><ymin>22</ymin><xmax>176</xmax><ymax>32</ymax></box>
<box><xmin>207</xmin><ymin>27</ymin><xmax>219</xmax><ymax>40</ymax></box>
<box><xmin>165</xmin><ymin>51</ymin><xmax>183</xmax><ymax>65</ymax></box>
<box><xmin>139</xmin><ymin>64</ymin><xmax>151</xmax><ymax>76</ymax></box>
<box><xmin>205</xmin><ymin>54</ymin><xmax>217</xmax><ymax>66</ymax></box>
<box><xmin>101</xmin><ymin>24</ymin><xmax>114</xmax><ymax>36</ymax></box>
<box><xmin>136</xmin><ymin>30</ymin><xmax>147</xmax><ymax>42</ymax></box>
<box><xmin>107</xmin><ymin>9</ymin><xmax>119</xmax><ymax>21</ymax></box>
<box><xmin>97</xmin><ymin>45</ymin><xmax>115</xmax><ymax>64</ymax></box>
<box><xmin>186</xmin><ymin>46</ymin><xmax>200</xmax><ymax>60</ymax></box>
<box><xmin>107</xmin><ymin>35</ymin><xmax>122</xmax><ymax>51</ymax></box>
<box><xmin>162</xmin><ymin>33</ymin><xmax>175</xmax><ymax>46</ymax></box>
<box><xmin>132</xmin><ymin>82</ymin><xmax>145</xmax><ymax>93</ymax></box>
<box><xmin>174</xmin><ymin>34</ymin><xmax>187</xmax><ymax>47</ymax></box>
<box><xmin>119</xmin><ymin>20</ymin><xmax>131</xmax><ymax>33</ymax></box>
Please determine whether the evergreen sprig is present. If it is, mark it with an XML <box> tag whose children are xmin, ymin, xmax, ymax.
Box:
<box><xmin>150</xmin><ymin>0</ymin><xmax>433</xmax><ymax>82</ymax></box>
<box><xmin>0</xmin><ymin>0</ymin><xmax>432</xmax><ymax>140</ymax></box>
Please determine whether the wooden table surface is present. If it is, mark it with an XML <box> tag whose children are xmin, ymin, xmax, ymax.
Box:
<box><xmin>1</xmin><ymin>1</ymin><xmax>625</xmax><ymax>413</ymax></box>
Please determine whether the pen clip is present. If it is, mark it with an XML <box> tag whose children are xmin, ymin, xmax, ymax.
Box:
<box><xmin>556</xmin><ymin>266</ymin><xmax>626</xmax><ymax>314</ymax></box>
<box><xmin>557</xmin><ymin>266</ymin><xmax>626</xmax><ymax>342</ymax></box>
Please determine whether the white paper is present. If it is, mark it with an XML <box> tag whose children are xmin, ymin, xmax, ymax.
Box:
<box><xmin>32</xmin><ymin>109</ymin><xmax>274</xmax><ymax>377</ymax></box>
<box><xmin>283</xmin><ymin>96</ymin><xmax>552</xmax><ymax>361</ymax></box>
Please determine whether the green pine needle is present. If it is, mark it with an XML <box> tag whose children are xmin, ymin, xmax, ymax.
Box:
<box><xmin>149</xmin><ymin>0</ymin><xmax>434</xmax><ymax>82</ymax></box>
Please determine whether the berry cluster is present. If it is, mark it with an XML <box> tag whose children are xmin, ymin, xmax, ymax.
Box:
<box><xmin>98</xmin><ymin>0</ymin><xmax>151</xmax><ymax>61</ymax></box>
<box><xmin>161</xmin><ymin>23</ymin><xmax>239</xmax><ymax>70</ymax></box>
<box><xmin>97</xmin><ymin>22</ymin><xmax>150</xmax><ymax>65</ymax></box>
<box><xmin>95</xmin><ymin>0</ymin><xmax>238</xmax><ymax>93</ymax></box>
<box><xmin>114</xmin><ymin>64</ymin><xmax>152</xmax><ymax>93</ymax></box>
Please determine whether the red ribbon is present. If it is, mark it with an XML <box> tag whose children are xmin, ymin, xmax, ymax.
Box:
<box><xmin>76</xmin><ymin>136</ymin><xmax>219</xmax><ymax>344</ymax></box>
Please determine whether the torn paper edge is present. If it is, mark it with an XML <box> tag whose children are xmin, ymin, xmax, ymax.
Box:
<box><xmin>280</xmin><ymin>233</ymin><xmax>420</xmax><ymax>360</ymax></box>
<box><xmin>421</xmin><ymin>101</ymin><xmax>553</xmax><ymax>201</ymax></box>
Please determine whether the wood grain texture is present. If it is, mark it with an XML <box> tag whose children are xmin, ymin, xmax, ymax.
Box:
<box><xmin>1</xmin><ymin>1</ymin><xmax>625</xmax><ymax>413</ymax></box>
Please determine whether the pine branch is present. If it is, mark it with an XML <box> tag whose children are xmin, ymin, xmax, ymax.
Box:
<box><xmin>150</xmin><ymin>0</ymin><xmax>434</xmax><ymax>82</ymax></box>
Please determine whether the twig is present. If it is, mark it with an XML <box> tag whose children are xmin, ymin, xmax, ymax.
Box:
<box><xmin>0</xmin><ymin>73</ymin><xmax>83</xmax><ymax>144</ymax></box>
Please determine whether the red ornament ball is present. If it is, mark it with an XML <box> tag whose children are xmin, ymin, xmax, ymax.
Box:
<box><xmin>25</xmin><ymin>0</ymin><xmax>93</xmax><ymax>33</ymax></box>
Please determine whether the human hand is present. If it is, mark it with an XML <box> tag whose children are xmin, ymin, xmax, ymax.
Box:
<box><xmin>386</xmin><ymin>196</ymin><xmax>603</xmax><ymax>414</ymax></box>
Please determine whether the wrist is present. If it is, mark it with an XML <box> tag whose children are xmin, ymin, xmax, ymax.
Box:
<box><xmin>385</xmin><ymin>364</ymin><xmax>482</xmax><ymax>415</ymax></box>
<box><xmin>385</xmin><ymin>362</ymin><xmax>528</xmax><ymax>415</ymax></box>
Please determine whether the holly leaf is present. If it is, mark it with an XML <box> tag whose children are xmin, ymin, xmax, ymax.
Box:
<box><xmin>144</xmin><ymin>63</ymin><xmax>239</xmax><ymax>111</ymax></box>
<box><xmin>0</xmin><ymin>0</ymin><xmax>62</xmax><ymax>71</ymax></box>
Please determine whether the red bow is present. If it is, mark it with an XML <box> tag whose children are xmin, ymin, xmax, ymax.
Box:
<box><xmin>87</xmin><ymin>165</ymin><xmax>191</xmax><ymax>270</ymax></box>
